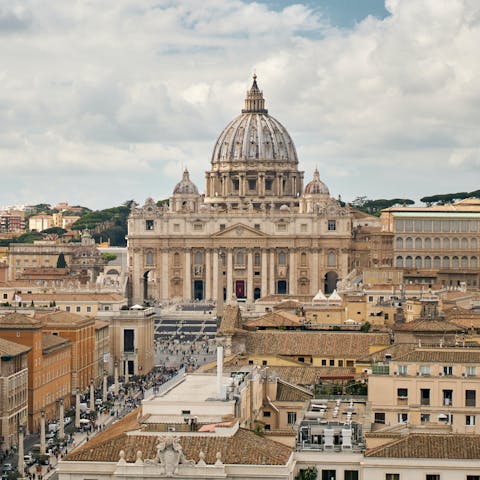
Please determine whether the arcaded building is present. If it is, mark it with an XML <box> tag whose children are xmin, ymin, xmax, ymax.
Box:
<box><xmin>128</xmin><ymin>76</ymin><xmax>352</xmax><ymax>306</ymax></box>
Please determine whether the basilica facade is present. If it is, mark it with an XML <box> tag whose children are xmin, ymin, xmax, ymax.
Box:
<box><xmin>127</xmin><ymin>76</ymin><xmax>352</xmax><ymax>306</ymax></box>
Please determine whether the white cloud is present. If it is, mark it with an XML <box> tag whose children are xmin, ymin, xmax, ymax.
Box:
<box><xmin>0</xmin><ymin>0</ymin><xmax>479</xmax><ymax>208</ymax></box>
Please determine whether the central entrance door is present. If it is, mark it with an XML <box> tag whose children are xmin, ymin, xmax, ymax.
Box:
<box><xmin>235</xmin><ymin>280</ymin><xmax>246</xmax><ymax>299</ymax></box>
<box><xmin>193</xmin><ymin>280</ymin><xmax>204</xmax><ymax>301</ymax></box>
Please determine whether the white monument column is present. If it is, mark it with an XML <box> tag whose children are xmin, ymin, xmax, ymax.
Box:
<box><xmin>89</xmin><ymin>379</ymin><xmax>95</xmax><ymax>411</ymax></box>
<box><xmin>261</xmin><ymin>249</ymin><xmax>268</xmax><ymax>297</ymax></box>
<box><xmin>75</xmin><ymin>388</ymin><xmax>81</xmax><ymax>429</ymax></box>
<box><xmin>103</xmin><ymin>371</ymin><xmax>108</xmax><ymax>403</ymax></box>
<box><xmin>161</xmin><ymin>249</ymin><xmax>169</xmax><ymax>300</ymax></box>
<box><xmin>18</xmin><ymin>426</ymin><xmax>25</xmax><ymax>478</ymax></box>
<box><xmin>184</xmin><ymin>249</ymin><xmax>191</xmax><ymax>300</ymax></box>
<box><xmin>205</xmin><ymin>249</ymin><xmax>211</xmax><ymax>300</ymax></box>
<box><xmin>289</xmin><ymin>249</ymin><xmax>296</xmax><ymax>295</ymax></box>
<box><xmin>269</xmin><ymin>250</ymin><xmax>275</xmax><ymax>295</ymax></box>
<box><xmin>114</xmin><ymin>362</ymin><xmax>119</xmax><ymax>396</ymax></box>
<box><xmin>247</xmin><ymin>250</ymin><xmax>254</xmax><ymax>304</ymax></box>
<box><xmin>58</xmin><ymin>399</ymin><xmax>65</xmax><ymax>441</ymax></box>
<box><xmin>40</xmin><ymin>410</ymin><xmax>46</xmax><ymax>455</ymax></box>
<box><xmin>226</xmin><ymin>249</ymin><xmax>233</xmax><ymax>303</ymax></box>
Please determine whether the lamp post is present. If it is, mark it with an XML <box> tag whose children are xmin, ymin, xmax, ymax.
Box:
<box><xmin>75</xmin><ymin>388</ymin><xmax>81</xmax><ymax>429</ymax></box>
<box><xmin>17</xmin><ymin>425</ymin><xmax>25</xmax><ymax>479</ymax></box>
<box><xmin>58</xmin><ymin>398</ymin><xmax>65</xmax><ymax>441</ymax></box>
<box><xmin>89</xmin><ymin>379</ymin><xmax>95</xmax><ymax>412</ymax></box>
<box><xmin>40</xmin><ymin>410</ymin><xmax>46</xmax><ymax>455</ymax></box>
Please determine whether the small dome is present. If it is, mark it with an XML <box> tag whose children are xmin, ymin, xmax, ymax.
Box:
<box><xmin>304</xmin><ymin>168</ymin><xmax>329</xmax><ymax>196</ymax></box>
<box><xmin>173</xmin><ymin>169</ymin><xmax>199</xmax><ymax>195</ymax></box>
<box><xmin>279</xmin><ymin>204</ymin><xmax>290</xmax><ymax>211</ymax></box>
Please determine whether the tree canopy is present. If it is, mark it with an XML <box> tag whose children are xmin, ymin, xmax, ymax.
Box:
<box><xmin>351</xmin><ymin>197</ymin><xmax>414</xmax><ymax>216</ymax></box>
<box><xmin>420</xmin><ymin>189</ymin><xmax>480</xmax><ymax>206</ymax></box>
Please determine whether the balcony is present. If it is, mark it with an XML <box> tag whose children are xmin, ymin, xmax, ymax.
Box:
<box><xmin>372</xmin><ymin>365</ymin><xmax>390</xmax><ymax>375</ymax></box>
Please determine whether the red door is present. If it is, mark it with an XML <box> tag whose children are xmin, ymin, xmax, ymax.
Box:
<box><xmin>235</xmin><ymin>280</ymin><xmax>245</xmax><ymax>299</ymax></box>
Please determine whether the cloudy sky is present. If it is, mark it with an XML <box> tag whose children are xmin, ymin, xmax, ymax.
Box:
<box><xmin>1</xmin><ymin>0</ymin><xmax>479</xmax><ymax>210</ymax></box>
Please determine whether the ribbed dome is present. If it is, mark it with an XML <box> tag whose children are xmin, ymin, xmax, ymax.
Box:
<box><xmin>304</xmin><ymin>168</ymin><xmax>329</xmax><ymax>196</ymax></box>
<box><xmin>211</xmin><ymin>75</ymin><xmax>298</xmax><ymax>165</ymax></box>
<box><xmin>173</xmin><ymin>169</ymin><xmax>199</xmax><ymax>195</ymax></box>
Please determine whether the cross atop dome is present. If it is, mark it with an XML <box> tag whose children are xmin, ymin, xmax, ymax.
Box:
<box><xmin>242</xmin><ymin>74</ymin><xmax>268</xmax><ymax>114</ymax></box>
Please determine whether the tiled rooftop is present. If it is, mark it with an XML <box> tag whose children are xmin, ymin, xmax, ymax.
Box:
<box><xmin>0</xmin><ymin>337</ymin><xmax>31</xmax><ymax>356</ymax></box>
<box><xmin>395</xmin><ymin>348</ymin><xmax>480</xmax><ymax>364</ymax></box>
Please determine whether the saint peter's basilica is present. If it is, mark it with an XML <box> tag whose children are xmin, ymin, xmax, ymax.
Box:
<box><xmin>127</xmin><ymin>76</ymin><xmax>353</xmax><ymax>306</ymax></box>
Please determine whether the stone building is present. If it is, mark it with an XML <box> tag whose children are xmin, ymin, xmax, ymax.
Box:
<box><xmin>128</xmin><ymin>76</ymin><xmax>352</xmax><ymax>306</ymax></box>
<box><xmin>0</xmin><ymin>337</ymin><xmax>29</xmax><ymax>453</ymax></box>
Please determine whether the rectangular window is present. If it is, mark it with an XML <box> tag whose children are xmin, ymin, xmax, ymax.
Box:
<box><xmin>254</xmin><ymin>224</ymin><xmax>261</xmax><ymax>230</ymax></box>
<box><xmin>232</xmin><ymin>179</ymin><xmax>239</xmax><ymax>190</ymax></box>
<box><xmin>193</xmin><ymin>223</ymin><xmax>203</xmax><ymax>231</ymax></box>
<box><xmin>397</xmin><ymin>412</ymin><xmax>408</xmax><ymax>423</ymax></box>
<box><xmin>344</xmin><ymin>472</ymin><xmax>359</xmax><ymax>480</ymax></box>
<box><xmin>76</xmin><ymin>306</ymin><xmax>81</xmax><ymax>312</ymax></box>
<box><xmin>466</xmin><ymin>390</ymin><xmax>476</xmax><ymax>407</ymax></box>
<box><xmin>467</xmin><ymin>476</ymin><xmax>480</xmax><ymax>480</ymax></box>
<box><xmin>443</xmin><ymin>366</ymin><xmax>453</xmax><ymax>376</ymax></box>
<box><xmin>397</xmin><ymin>388</ymin><xmax>408</xmax><ymax>398</ymax></box>
<box><xmin>466</xmin><ymin>366</ymin><xmax>477</xmax><ymax>376</ymax></box>
<box><xmin>265</xmin><ymin>179</ymin><xmax>273</xmax><ymax>190</ymax></box>
<box><xmin>277</xmin><ymin>223</ymin><xmax>287</xmax><ymax>232</ymax></box>
<box><xmin>321</xmin><ymin>359</ymin><xmax>327</xmax><ymax>366</ymax></box>
<box><xmin>173</xmin><ymin>223</ymin><xmax>180</xmax><ymax>232</ymax></box>
<box><xmin>301</xmin><ymin>223</ymin><xmax>307</xmax><ymax>232</ymax></box>
<box><xmin>248</xmin><ymin>179</ymin><xmax>256</xmax><ymax>190</ymax></box>
<box><xmin>443</xmin><ymin>389</ymin><xmax>453</xmax><ymax>406</ymax></box>
<box><xmin>374</xmin><ymin>412</ymin><xmax>386</xmax><ymax>424</ymax></box>
<box><xmin>219</xmin><ymin>224</ymin><xmax>226</xmax><ymax>231</ymax></box>
<box><xmin>65</xmin><ymin>306</ymin><xmax>71</xmax><ymax>312</ymax></box>
<box><xmin>287</xmin><ymin>412</ymin><xmax>297</xmax><ymax>424</ymax></box>
<box><xmin>338</xmin><ymin>360</ymin><xmax>344</xmax><ymax>367</ymax></box>
<box><xmin>322</xmin><ymin>470</ymin><xmax>336</xmax><ymax>480</ymax></box>
<box><xmin>466</xmin><ymin>415</ymin><xmax>476</xmax><ymax>426</ymax></box>
<box><xmin>420</xmin><ymin>365</ymin><xmax>430</xmax><ymax>375</ymax></box>
<box><xmin>86</xmin><ymin>306</ymin><xmax>91</xmax><ymax>313</ymax></box>
<box><xmin>426</xmin><ymin>476</ymin><xmax>440</xmax><ymax>480</ymax></box>
<box><xmin>145</xmin><ymin>219</ymin><xmax>154</xmax><ymax>230</ymax></box>
<box><xmin>421</xmin><ymin>413</ymin><xmax>430</xmax><ymax>423</ymax></box>
<box><xmin>420</xmin><ymin>389</ymin><xmax>430</xmax><ymax>406</ymax></box>
<box><xmin>385</xmin><ymin>474</ymin><xmax>400</xmax><ymax>480</ymax></box>
<box><xmin>2</xmin><ymin>293</ymin><xmax>7</xmax><ymax>299</ymax></box>
<box><xmin>328</xmin><ymin>220</ymin><xmax>337</xmax><ymax>231</ymax></box>
<box><xmin>329</xmin><ymin>359</ymin><xmax>335</xmax><ymax>366</ymax></box>
<box><xmin>263</xmin><ymin>411</ymin><xmax>271</xmax><ymax>417</ymax></box>
<box><xmin>123</xmin><ymin>329</ymin><xmax>134</xmax><ymax>352</ymax></box>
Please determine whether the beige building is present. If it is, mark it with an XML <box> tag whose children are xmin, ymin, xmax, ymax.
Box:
<box><xmin>109</xmin><ymin>307</ymin><xmax>155</xmax><ymax>377</ymax></box>
<box><xmin>29</xmin><ymin>214</ymin><xmax>54</xmax><ymax>232</ymax></box>
<box><xmin>128</xmin><ymin>76</ymin><xmax>352</xmax><ymax>306</ymax></box>
<box><xmin>95</xmin><ymin>320</ymin><xmax>110</xmax><ymax>380</ymax></box>
<box><xmin>369</xmin><ymin>345</ymin><xmax>480</xmax><ymax>434</ymax></box>
<box><xmin>381</xmin><ymin>197</ymin><xmax>480</xmax><ymax>287</ymax></box>
<box><xmin>0</xmin><ymin>337</ymin><xmax>29</xmax><ymax>453</ymax></box>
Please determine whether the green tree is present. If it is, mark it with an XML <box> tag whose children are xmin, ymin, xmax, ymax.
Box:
<box><xmin>102</xmin><ymin>253</ymin><xmax>117</xmax><ymax>262</ymax></box>
<box><xmin>56</xmin><ymin>252</ymin><xmax>67</xmax><ymax>268</ymax></box>
<box><xmin>295</xmin><ymin>466</ymin><xmax>318</xmax><ymax>480</ymax></box>
<box><xmin>42</xmin><ymin>227</ymin><xmax>67</xmax><ymax>236</ymax></box>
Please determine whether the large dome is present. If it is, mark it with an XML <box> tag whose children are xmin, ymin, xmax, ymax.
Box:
<box><xmin>211</xmin><ymin>75</ymin><xmax>298</xmax><ymax>166</ymax></box>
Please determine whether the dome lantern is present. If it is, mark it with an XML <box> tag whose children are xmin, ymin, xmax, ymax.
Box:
<box><xmin>242</xmin><ymin>74</ymin><xmax>268</xmax><ymax>114</ymax></box>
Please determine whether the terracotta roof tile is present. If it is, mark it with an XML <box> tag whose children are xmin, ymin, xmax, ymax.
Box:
<box><xmin>268</xmin><ymin>366</ymin><xmax>355</xmax><ymax>385</ymax></box>
<box><xmin>393</xmin><ymin>319</ymin><xmax>463</xmax><ymax>332</ymax></box>
<box><xmin>0</xmin><ymin>337</ymin><xmax>31</xmax><ymax>356</ymax></box>
<box><xmin>395</xmin><ymin>348</ymin><xmax>480</xmax><ymax>364</ymax></box>
<box><xmin>218</xmin><ymin>305</ymin><xmax>242</xmax><ymax>335</ymax></box>
<box><xmin>42</xmin><ymin>333</ymin><xmax>70</xmax><ymax>351</ymax></box>
<box><xmin>244</xmin><ymin>311</ymin><xmax>303</xmax><ymax>329</ymax></box>
<box><xmin>275</xmin><ymin>380</ymin><xmax>313</xmax><ymax>402</ymax></box>
<box><xmin>38</xmin><ymin>310</ymin><xmax>94</xmax><ymax>326</ymax></box>
<box><xmin>365</xmin><ymin>433</ymin><xmax>480</xmax><ymax>459</ymax></box>
<box><xmin>0</xmin><ymin>312</ymin><xmax>42</xmax><ymax>329</ymax></box>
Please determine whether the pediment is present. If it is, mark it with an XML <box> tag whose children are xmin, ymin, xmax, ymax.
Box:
<box><xmin>212</xmin><ymin>223</ymin><xmax>268</xmax><ymax>238</ymax></box>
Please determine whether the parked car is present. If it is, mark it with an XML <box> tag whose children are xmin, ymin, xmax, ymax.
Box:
<box><xmin>48</xmin><ymin>422</ymin><xmax>58</xmax><ymax>433</ymax></box>
<box><xmin>64</xmin><ymin>416</ymin><xmax>72</xmax><ymax>425</ymax></box>
<box><xmin>23</xmin><ymin>454</ymin><xmax>34</xmax><ymax>465</ymax></box>
<box><xmin>2</xmin><ymin>464</ymin><xmax>12</xmax><ymax>473</ymax></box>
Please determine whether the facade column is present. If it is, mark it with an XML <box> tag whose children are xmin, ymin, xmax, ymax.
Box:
<box><xmin>161</xmin><ymin>249</ymin><xmax>169</xmax><ymax>300</ymax></box>
<box><xmin>114</xmin><ymin>362</ymin><xmax>119</xmax><ymax>397</ymax></box>
<box><xmin>213</xmin><ymin>250</ymin><xmax>219</xmax><ymax>302</ymax></box>
<box><xmin>40</xmin><ymin>410</ymin><xmax>46</xmax><ymax>455</ymax></box>
<box><xmin>269</xmin><ymin>249</ymin><xmax>275</xmax><ymax>295</ymax></box>
<box><xmin>247</xmin><ymin>250</ymin><xmax>253</xmax><ymax>304</ymax></box>
<box><xmin>18</xmin><ymin>426</ymin><xmax>25</xmax><ymax>478</ymax></box>
<box><xmin>184</xmin><ymin>249</ymin><xmax>191</xmax><ymax>300</ymax></box>
<box><xmin>205</xmin><ymin>249</ymin><xmax>212</xmax><ymax>300</ymax></box>
<box><xmin>58</xmin><ymin>399</ymin><xmax>65</xmax><ymax>441</ymax></box>
<box><xmin>89</xmin><ymin>379</ymin><xmax>95</xmax><ymax>412</ymax></box>
<box><xmin>75</xmin><ymin>389</ymin><xmax>81</xmax><ymax>428</ymax></box>
<box><xmin>103</xmin><ymin>371</ymin><xmax>108</xmax><ymax>403</ymax></box>
<box><xmin>226</xmin><ymin>250</ymin><xmax>233</xmax><ymax>303</ymax></box>
<box><xmin>312</xmin><ymin>249</ymin><xmax>319</xmax><ymax>294</ymax></box>
<box><xmin>289</xmin><ymin>249</ymin><xmax>296</xmax><ymax>295</ymax></box>
<box><xmin>261</xmin><ymin>249</ymin><xmax>268</xmax><ymax>297</ymax></box>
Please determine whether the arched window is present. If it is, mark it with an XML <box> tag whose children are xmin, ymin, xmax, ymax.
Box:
<box><xmin>406</xmin><ymin>237</ymin><xmax>413</xmax><ymax>249</ymax></box>
<box><xmin>396</xmin><ymin>238</ymin><xmax>404</xmax><ymax>250</ymax></box>
<box><xmin>452</xmin><ymin>238</ymin><xmax>459</xmax><ymax>249</ymax></box>
<box><xmin>300</xmin><ymin>252</ymin><xmax>307</xmax><ymax>266</ymax></box>
<box><xmin>415</xmin><ymin>238</ymin><xmax>422</xmax><ymax>249</ymax></box>
<box><xmin>443</xmin><ymin>256</ymin><xmax>450</xmax><ymax>268</ymax></box>
<box><xmin>434</xmin><ymin>237</ymin><xmax>441</xmax><ymax>249</ymax></box>
<box><xmin>415</xmin><ymin>256</ymin><xmax>422</xmax><ymax>268</ymax></box>
<box><xmin>146</xmin><ymin>250</ymin><xmax>154</xmax><ymax>266</ymax></box>
<box><xmin>433</xmin><ymin>256</ymin><xmax>441</xmax><ymax>268</ymax></box>
<box><xmin>405</xmin><ymin>256</ymin><xmax>413</xmax><ymax>268</ymax></box>
<box><xmin>396</xmin><ymin>256</ymin><xmax>404</xmax><ymax>268</ymax></box>
<box><xmin>278</xmin><ymin>251</ymin><xmax>286</xmax><ymax>266</ymax></box>
<box><xmin>194</xmin><ymin>251</ymin><xmax>203</xmax><ymax>265</ymax></box>
<box><xmin>472</xmin><ymin>238</ymin><xmax>478</xmax><ymax>250</ymax></box>
<box><xmin>327</xmin><ymin>251</ymin><xmax>336</xmax><ymax>267</ymax></box>
<box><xmin>173</xmin><ymin>252</ymin><xmax>180</xmax><ymax>266</ymax></box>
<box><xmin>424</xmin><ymin>256</ymin><xmax>431</xmax><ymax>268</ymax></box>
<box><xmin>452</xmin><ymin>256</ymin><xmax>459</xmax><ymax>268</ymax></box>
<box><xmin>471</xmin><ymin>256</ymin><xmax>478</xmax><ymax>268</ymax></box>
<box><xmin>424</xmin><ymin>238</ymin><xmax>431</xmax><ymax>250</ymax></box>
<box><xmin>461</xmin><ymin>238</ymin><xmax>468</xmax><ymax>249</ymax></box>
<box><xmin>443</xmin><ymin>238</ymin><xmax>450</xmax><ymax>249</ymax></box>
<box><xmin>461</xmin><ymin>256</ymin><xmax>468</xmax><ymax>268</ymax></box>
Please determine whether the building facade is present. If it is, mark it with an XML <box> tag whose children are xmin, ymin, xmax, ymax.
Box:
<box><xmin>128</xmin><ymin>77</ymin><xmax>352</xmax><ymax>306</ymax></box>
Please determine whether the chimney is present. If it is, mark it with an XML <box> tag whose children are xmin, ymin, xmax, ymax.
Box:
<box><xmin>217</xmin><ymin>346</ymin><xmax>224</xmax><ymax>399</ymax></box>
